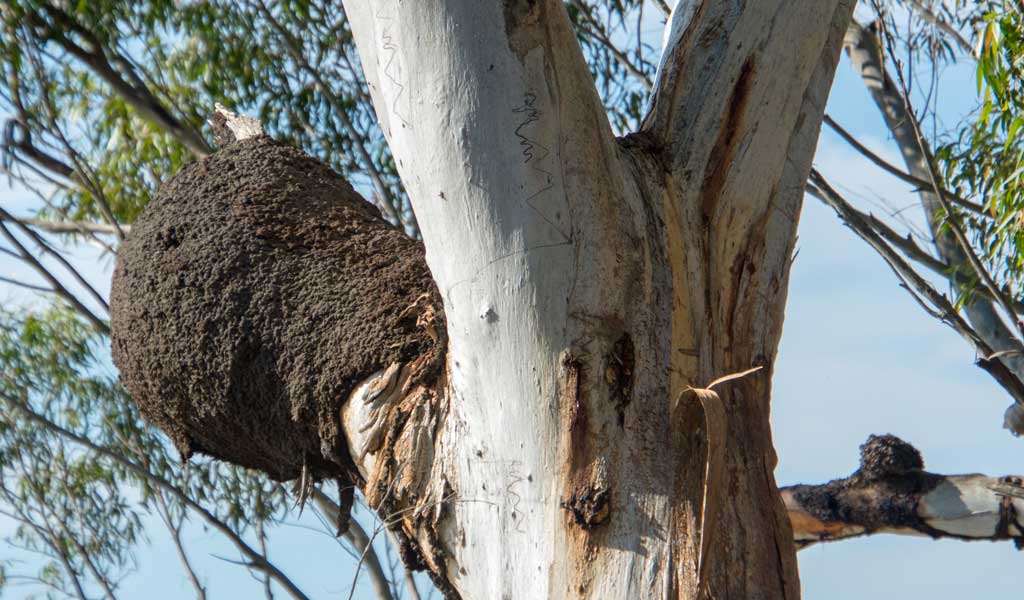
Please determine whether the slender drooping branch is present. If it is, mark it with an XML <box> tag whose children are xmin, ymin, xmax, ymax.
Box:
<box><xmin>875</xmin><ymin>18</ymin><xmax>1024</xmax><ymax>341</ymax></box>
<box><xmin>905</xmin><ymin>0</ymin><xmax>974</xmax><ymax>55</ymax></box>
<box><xmin>782</xmin><ymin>434</ymin><xmax>1024</xmax><ymax>548</ymax></box>
<box><xmin>0</xmin><ymin>388</ymin><xmax>312</xmax><ymax>600</ymax></box>
<box><xmin>311</xmin><ymin>489</ymin><xmax>395</xmax><ymax>600</ymax></box>
<box><xmin>811</xmin><ymin>170</ymin><xmax>1024</xmax><ymax>407</ymax></box>
<box><xmin>152</xmin><ymin>489</ymin><xmax>207</xmax><ymax>600</ymax></box>
<box><xmin>0</xmin><ymin>207</ymin><xmax>109</xmax><ymax>313</ymax></box>
<box><xmin>822</xmin><ymin>114</ymin><xmax>985</xmax><ymax>216</ymax></box>
<box><xmin>29</xmin><ymin>2</ymin><xmax>211</xmax><ymax>157</ymax></box>
<box><xmin>0</xmin><ymin>218</ymin><xmax>109</xmax><ymax>333</ymax></box>
<box><xmin>0</xmin><ymin>216</ymin><xmax>128</xmax><ymax>236</ymax></box>
<box><xmin>567</xmin><ymin>0</ymin><xmax>653</xmax><ymax>91</ymax></box>
<box><xmin>805</xmin><ymin>186</ymin><xmax>1024</xmax><ymax>314</ymax></box>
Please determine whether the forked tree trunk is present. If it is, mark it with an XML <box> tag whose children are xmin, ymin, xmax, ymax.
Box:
<box><xmin>335</xmin><ymin>1</ymin><xmax>854</xmax><ymax>598</ymax></box>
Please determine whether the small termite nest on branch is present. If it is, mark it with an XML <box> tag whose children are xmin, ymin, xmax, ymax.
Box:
<box><xmin>857</xmin><ymin>433</ymin><xmax>924</xmax><ymax>480</ymax></box>
<box><xmin>110</xmin><ymin>135</ymin><xmax>446</xmax><ymax>488</ymax></box>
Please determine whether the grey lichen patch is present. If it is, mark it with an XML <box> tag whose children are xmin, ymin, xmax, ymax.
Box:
<box><xmin>110</xmin><ymin>135</ymin><xmax>446</xmax><ymax>488</ymax></box>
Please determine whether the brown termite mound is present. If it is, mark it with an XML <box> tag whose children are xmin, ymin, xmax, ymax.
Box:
<box><xmin>109</xmin><ymin>135</ymin><xmax>446</xmax><ymax>497</ymax></box>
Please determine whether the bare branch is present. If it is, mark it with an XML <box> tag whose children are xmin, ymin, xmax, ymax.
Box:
<box><xmin>905</xmin><ymin>0</ymin><xmax>974</xmax><ymax>55</ymax></box>
<box><xmin>783</xmin><ymin>434</ymin><xmax>1023</xmax><ymax>548</ymax></box>
<box><xmin>0</xmin><ymin>219</ymin><xmax>109</xmax><ymax>334</ymax></box>
<box><xmin>29</xmin><ymin>2</ymin><xmax>211</xmax><ymax>157</ymax></box>
<box><xmin>0</xmin><ymin>207</ymin><xmax>109</xmax><ymax>313</ymax></box>
<box><xmin>152</xmin><ymin>489</ymin><xmax>207</xmax><ymax>600</ymax></box>
<box><xmin>311</xmin><ymin>489</ymin><xmax>395</xmax><ymax>600</ymax></box>
<box><xmin>1</xmin><ymin>216</ymin><xmax>127</xmax><ymax>236</ymax></box>
<box><xmin>848</xmin><ymin>17</ymin><xmax>1024</xmax><ymax>432</ymax></box>
<box><xmin>567</xmin><ymin>0</ymin><xmax>653</xmax><ymax>91</ymax></box>
<box><xmin>805</xmin><ymin>185</ymin><xmax>1024</xmax><ymax>313</ymax></box>
<box><xmin>810</xmin><ymin>170</ymin><xmax>1024</xmax><ymax>406</ymax></box>
<box><xmin>822</xmin><ymin>114</ymin><xmax>985</xmax><ymax>217</ymax></box>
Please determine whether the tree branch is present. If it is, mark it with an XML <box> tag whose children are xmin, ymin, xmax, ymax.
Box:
<box><xmin>845</xmin><ymin>19</ymin><xmax>1024</xmax><ymax>434</ymax></box>
<box><xmin>905</xmin><ymin>0</ymin><xmax>974</xmax><ymax>55</ymax></box>
<box><xmin>1</xmin><ymin>215</ymin><xmax>128</xmax><ymax>236</ymax></box>
<box><xmin>567</xmin><ymin>0</ymin><xmax>653</xmax><ymax>91</ymax></box>
<box><xmin>805</xmin><ymin>185</ymin><xmax>1024</xmax><ymax>313</ymax></box>
<box><xmin>822</xmin><ymin>114</ymin><xmax>985</xmax><ymax>217</ymax></box>
<box><xmin>810</xmin><ymin>170</ymin><xmax>1024</xmax><ymax>407</ymax></box>
<box><xmin>0</xmin><ymin>388</ymin><xmax>312</xmax><ymax>600</ymax></box>
<box><xmin>782</xmin><ymin>434</ymin><xmax>1024</xmax><ymax>548</ymax></box>
<box><xmin>0</xmin><ymin>219</ymin><xmax>109</xmax><ymax>334</ymax></box>
<box><xmin>311</xmin><ymin>489</ymin><xmax>395</xmax><ymax>600</ymax></box>
<box><xmin>0</xmin><ymin>207</ymin><xmax>109</xmax><ymax>313</ymax></box>
<box><xmin>30</xmin><ymin>2</ymin><xmax>212</xmax><ymax>157</ymax></box>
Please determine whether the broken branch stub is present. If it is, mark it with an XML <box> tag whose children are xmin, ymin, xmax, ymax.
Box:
<box><xmin>110</xmin><ymin>136</ymin><xmax>446</xmax><ymax>496</ymax></box>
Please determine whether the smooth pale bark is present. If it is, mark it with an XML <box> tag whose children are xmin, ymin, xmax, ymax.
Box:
<box><xmin>337</xmin><ymin>1</ymin><xmax>852</xmax><ymax>598</ymax></box>
<box><xmin>843</xmin><ymin>22</ymin><xmax>1024</xmax><ymax>435</ymax></box>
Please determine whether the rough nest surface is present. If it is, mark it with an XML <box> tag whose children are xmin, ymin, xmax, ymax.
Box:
<box><xmin>110</xmin><ymin>136</ymin><xmax>445</xmax><ymax>483</ymax></box>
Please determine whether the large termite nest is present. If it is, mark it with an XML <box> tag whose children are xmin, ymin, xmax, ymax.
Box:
<box><xmin>110</xmin><ymin>135</ymin><xmax>446</xmax><ymax>486</ymax></box>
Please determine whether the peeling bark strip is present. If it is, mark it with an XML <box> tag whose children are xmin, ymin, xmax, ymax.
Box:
<box><xmin>782</xmin><ymin>435</ymin><xmax>1024</xmax><ymax>548</ymax></box>
<box><xmin>109</xmin><ymin>136</ymin><xmax>446</xmax><ymax>504</ymax></box>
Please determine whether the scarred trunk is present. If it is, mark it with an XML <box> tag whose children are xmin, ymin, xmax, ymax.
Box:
<box><xmin>336</xmin><ymin>1</ymin><xmax>853</xmax><ymax>598</ymax></box>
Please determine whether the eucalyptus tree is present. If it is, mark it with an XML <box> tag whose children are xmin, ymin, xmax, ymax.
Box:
<box><xmin>3</xmin><ymin>1</ymin><xmax>1024</xmax><ymax>599</ymax></box>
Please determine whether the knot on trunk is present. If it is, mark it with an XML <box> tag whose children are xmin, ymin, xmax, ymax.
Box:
<box><xmin>110</xmin><ymin>135</ymin><xmax>446</xmax><ymax>487</ymax></box>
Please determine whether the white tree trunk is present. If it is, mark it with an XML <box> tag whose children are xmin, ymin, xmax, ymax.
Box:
<box><xmin>338</xmin><ymin>1</ymin><xmax>853</xmax><ymax>598</ymax></box>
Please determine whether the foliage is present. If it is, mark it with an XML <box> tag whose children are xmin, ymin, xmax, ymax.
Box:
<box><xmin>0</xmin><ymin>305</ymin><xmax>289</xmax><ymax>598</ymax></box>
<box><xmin>935</xmin><ymin>2</ymin><xmax>1024</xmax><ymax>293</ymax></box>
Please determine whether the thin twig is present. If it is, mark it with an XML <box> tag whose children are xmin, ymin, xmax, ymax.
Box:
<box><xmin>569</xmin><ymin>0</ymin><xmax>654</xmax><ymax>91</ymax></box>
<box><xmin>311</xmin><ymin>489</ymin><xmax>395</xmax><ymax>600</ymax></box>
<box><xmin>152</xmin><ymin>489</ymin><xmax>207</xmax><ymax>600</ymax></box>
<box><xmin>905</xmin><ymin>0</ymin><xmax>974</xmax><ymax>55</ymax></box>
<box><xmin>823</xmin><ymin>114</ymin><xmax>985</xmax><ymax>216</ymax></box>
<box><xmin>0</xmin><ymin>388</ymin><xmax>312</xmax><ymax>600</ymax></box>
<box><xmin>810</xmin><ymin>170</ymin><xmax>1024</xmax><ymax>405</ymax></box>
<box><xmin>2</xmin><ymin>217</ymin><xmax>128</xmax><ymax>236</ymax></box>
<box><xmin>0</xmin><ymin>207</ymin><xmax>109</xmax><ymax>313</ymax></box>
<box><xmin>0</xmin><ymin>220</ymin><xmax>108</xmax><ymax>333</ymax></box>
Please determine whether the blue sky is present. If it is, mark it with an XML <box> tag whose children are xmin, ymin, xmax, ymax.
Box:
<box><xmin>1</xmin><ymin>6</ymin><xmax>1022</xmax><ymax>600</ymax></box>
